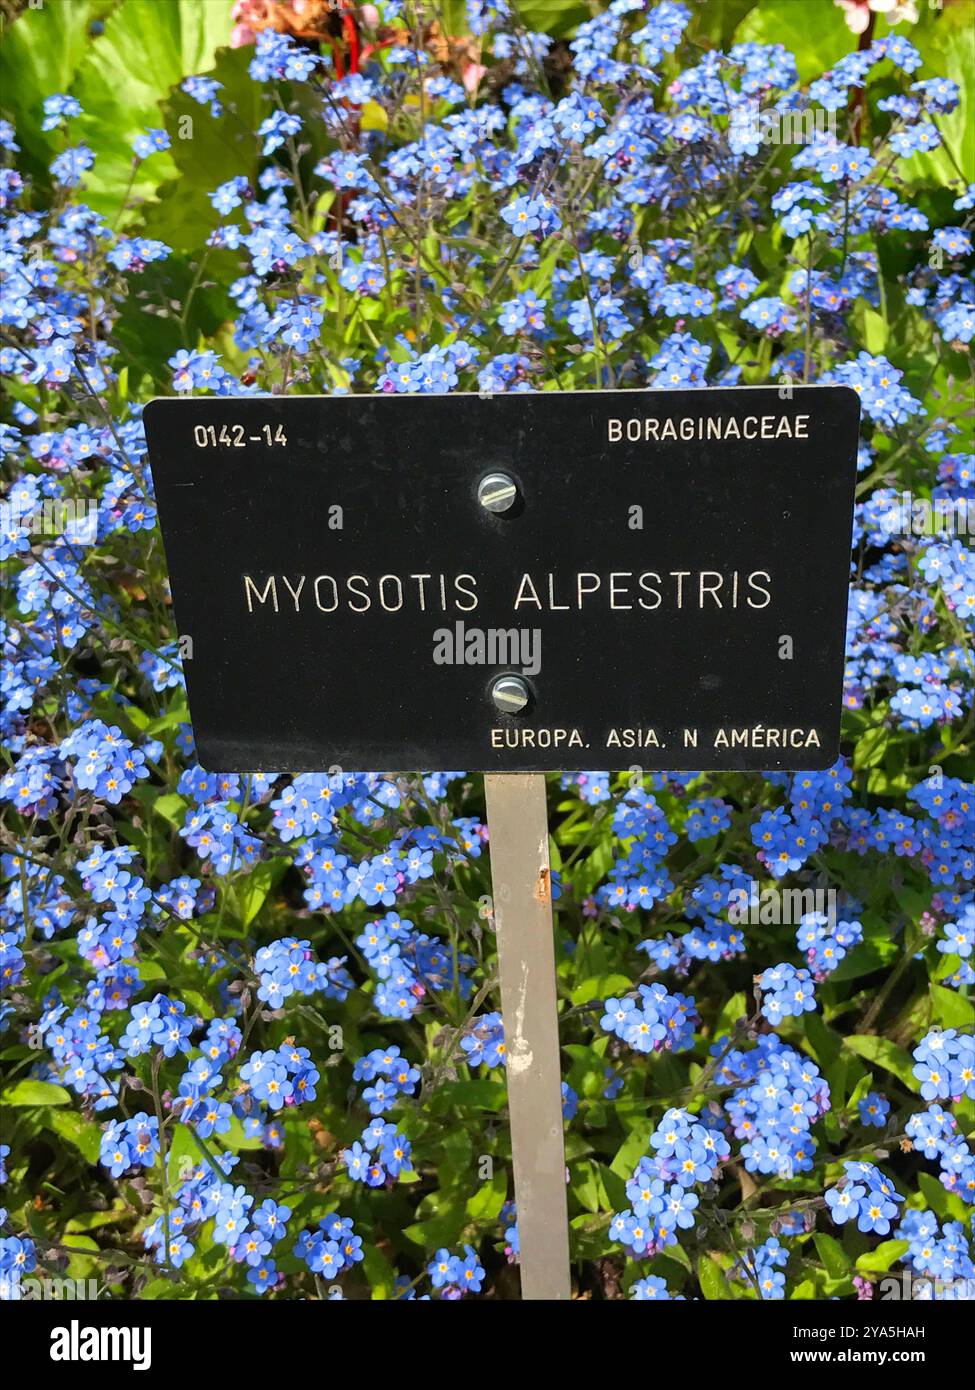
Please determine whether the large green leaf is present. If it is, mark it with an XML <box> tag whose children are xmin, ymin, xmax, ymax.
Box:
<box><xmin>856</xmin><ymin>1239</ymin><xmax>910</xmax><ymax>1274</ymax></box>
<box><xmin>114</xmin><ymin>43</ymin><xmax>265</xmax><ymax>380</ymax></box>
<box><xmin>917</xmin><ymin>1170</ymin><xmax>951</xmax><ymax>1219</ymax></box>
<box><xmin>610</xmin><ymin>1126</ymin><xmax>648</xmax><ymax>1179</ymax></box>
<box><xmin>236</xmin><ymin>856</ymin><xmax>289</xmax><ymax>929</ymax></box>
<box><xmin>166</xmin><ymin>1117</ymin><xmax>199</xmax><ymax>1187</ymax></box>
<box><xmin>570</xmin><ymin>973</ymin><xmax>632</xmax><ymax>1006</ymax></box>
<box><xmin>510</xmin><ymin>1</ymin><xmax>591</xmax><ymax>39</ymax></box>
<box><xmin>852</xmin><ymin>722</ymin><xmax>889</xmax><ymax>771</ymax></box>
<box><xmin>734</xmin><ymin>0</ymin><xmax>853</xmax><ymax>82</ymax></box>
<box><xmin>69</xmin><ymin>0</ymin><xmax>234</xmax><ymax>220</ymax></box>
<box><xmin>140</xmin><ymin>42</ymin><xmax>263</xmax><ymax>255</ymax></box>
<box><xmin>48</xmin><ymin>1108</ymin><xmax>102</xmax><ymax>1163</ymax></box>
<box><xmin>843</xmin><ymin>1034</ymin><xmax>918</xmax><ymax>1091</ymax></box>
<box><xmin>465</xmin><ymin>1165</ymin><xmax>507</xmax><ymax>1220</ymax></box>
<box><xmin>0</xmin><ymin>0</ymin><xmax>110</xmax><ymax>183</ymax></box>
<box><xmin>899</xmin><ymin>1</ymin><xmax>975</xmax><ymax>189</ymax></box>
<box><xmin>828</xmin><ymin>939</ymin><xmax>898</xmax><ymax>983</ymax></box>
<box><xmin>112</xmin><ymin>249</ymin><xmax>239</xmax><ymax>393</ymax></box>
<box><xmin>814</xmin><ymin>1231</ymin><xmax>849</xmax><ymax>1281</ymax></box>
<box><xmin>688</xmin><ymin>0</ymin><xmax>757</xmax><ymax>50</ymax></box>
<box><xmin>427</xmin><ymin>1078</ymin><xmax>508</xmax><ymax>1113</ymax></box>
<box><xmin>930</xmin><ymin>983</ymin><xmax>975</xmax><ymax>1029</ymax></box>
<box><xmin>361</xmin><ymin>1243</ymin><xmax>397</xmax><ymax>1300</ymax></box>
<box><xmin>4</xmin><ymin>1078</ymin><xmax>71</xmax><ymax>1106</ymax></box>
<box><xmin>697</xmin><ymin>1254</ymin><xmax>730</xmax><ymax>1300</ymax></box>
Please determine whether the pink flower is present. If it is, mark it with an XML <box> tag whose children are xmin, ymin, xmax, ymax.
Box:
<box><xmin>834</xmin><ymin>0</ymin><xmax>918</xmax><ymax>36</ymax></box>
<box><xmin>462</xmin><ymin>62</ymin><xmax>488</xmax><ymax>96</ymax></box>
<box><xmin>230</xmin><ymin>0</ymin><xmax>278</xmax><ymax>48</ymax></box>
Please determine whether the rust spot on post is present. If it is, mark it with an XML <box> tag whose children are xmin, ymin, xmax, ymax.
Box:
<box><xmin>534</xmin><ymin>867</ymin><xmax>551</xmax><ymax>904</ymax></box>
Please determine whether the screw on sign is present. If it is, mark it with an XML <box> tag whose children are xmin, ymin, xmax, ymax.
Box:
<box><xmin>145</xmin><ymin>386</ymin><xmax>860</xmax><ymax>1300</ymax></box>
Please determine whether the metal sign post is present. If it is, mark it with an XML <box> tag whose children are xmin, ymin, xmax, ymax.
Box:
<box><xmin>484</xmin><ymin>772</ymin><xmax>570</xmax><ymax>1300</ymax></box>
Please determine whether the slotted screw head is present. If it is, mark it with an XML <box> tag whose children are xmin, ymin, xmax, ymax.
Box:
<box><xmin>477</xmin><ymin>473</ymin><xmax>518</xmax><ymax>514</ymax></box>
<box><xmin>491</xmin><ymin>675</ymin><xmax>530</xmax><ymax>713</ymax></box>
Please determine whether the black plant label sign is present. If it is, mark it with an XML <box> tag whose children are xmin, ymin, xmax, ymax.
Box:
<box><xmin>144</xmin><ymin>386</ymin><xmax>860</xmax><ymax>774</ymax></box>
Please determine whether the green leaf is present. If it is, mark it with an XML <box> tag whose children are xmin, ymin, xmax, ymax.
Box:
<box><xmin>144</xmin><ymin>705</ymin><xmax>190</xmax><ymax>736</ymax></box>
<box><xmin>138</xmin><ymin>959</ymin><xmax>168</xmax><ymax>982</ymax></box>
<box><xmin>600</xmin><ymin>1164</ymin><xmax>628</xmax><ymax>1212</ymax></box>
<box><xmin>223</xmin><ymin>1115</ymin><xmax>263</xmax><ymax>1152</ymax></box>
<box><xmin>66</xmin><ymin>1201</ymin><xmax>129</xmax><ymax>1234</ymax></box>
<box><xmin>48</xmin><ymin>1108</ymin><xmax>102</xmax><ymax>1163</ymax></box>
<box><xmin>716</xmin><ymin>992</ymin><xmax>748</xmax><ymax>1035</ymax></box>
<box><xmin>570</xmin><ymin>1158</ymin><xmax>620</xmax><ymax>1215</ymax></box>
<box><xmin>62</xmin><ymin>1234</ymin><xmax>99</xmax><ymax>1280</ymax></box>
<box><xmin>361</xmin><ymin>1243</ymin><xmax>397</xmax><ymax>1300</ymax></box>
<box><xmin>151</xmin><ymin>792</ymin><xmax>188</xmax><ymax>827</ymax></box>
<box><xmin>734</xmin><ymin>0</ymin><xmax>852</xmax><ymax>82</ymax></box>
<box><xmin>0</xmin><ymin>0</ymin><xmax>106</xmax><ymax>185</ymax></box>
<box><xmin>610</xmin><ymin>1127</ymin><xmax>648</xmax><ymax>1180</ymax></box>
<box><xmin>852</xmin><ymin>723</ymin><xmax>889</xmax><ymax>771</ymax></box>
<box><xmin>513</xmin><ymin>1</ymin><xmax>591</xmax><ymax>38</ymax></box>
<box><xmin>70</xmin><ymin>0</ymin><xmax>235</xmax><ymax>221</ymax></box>
<box><xmin>855</xmin><ymin>1239</ymin><xmax>909</xmax><ymax>1274</ymax></box>
<box><xmin>828</xmin><ymin>940</ymin><xmax>898</xmax><ymax>983</ymax></box>
<box><xmin>860</xmin><ymin>307</ymin><xmax>888</xmax><ymax>357</ymax></box>
<box><xmin>137</xmin><ymin>1278</ymin><xmax>174</xmax><ymax>1298</ymax></box>
<box><xmin>465</xmin><ymin>1166</ymin><xmax>507</xmax><ymax>1221</ymax></box>
<box><xmin>114</xmin><ymin>252</ymin><xmax>240</xmax><ymax>394</ymax></box>
<box><xmin>930</xmin><ymin>983</ymin><xmax>975</xmax><ymax>1029</ymax></box>
<box><xmin>140</xmin><ymin>42</ymin><xmax>262</xmax><ymax>254</ymax></box>
<box><xmin>848</xmin><ymin>1072</ymin><xmax>873</xmax><ymax>1109</ymax></box>
<box><xmin>4</xmin><ymin>1079</ymin><xmax>71</xmax><ymax>1107</ymax></box>
<box><xmin>814</xmin><ymin>1232</ymin><xmax>849</xmax><ymax>1281</ymax></box>
<box><xmin>898</xmin><ymin>4</ymin><xmax>975</xmax><ymax>190</ymax></box>
<box><xmin>441</xmin><ymin>1126</ymin><xmax>474</xmax><ymax>1173</ymax></box>
<box><xmin>428</xmin><ymin>1079</ymin><xmax>508</xmax><ymax>1113</ymax></box>
<box><xmin>697</xmin><ymin>1255</ymin><xmax>730</xmax><ymax>1300</ymax></box>
<box><xmin>402</xmin><ymin>1207</ymin><xmax>467</xmax><ymax>1252</ymax></box>
<box><xmin>360</xmin><ymin>100</ymin><xmax>388</xmax><ymax>134</ymax></box>
<box><xmin>658</xmin><ymin>1240</ymin><xmax>691</xmax><ymax>1274</ymax></box>
<box><xmin>166</xmin><ymin>1119</ymin><xmax>199</xmax><ymax>1187</ymax></box>
<box><xmin>570</xmin><ymin>974</ymin><xmax>632</xmax><ymax>1006</ymax></box>
<box><xmin>236</xmin><ymin>857</ymin><xmax>288</xmax><ymax>928</ymax></box>
<box><xmin>569</xmin><ymin>1212</ymin><xmax>613</xmax><ymax>1261</ymax></box>
<box><xmin>934</xmin><ymin>952</ymin><xmax>963</xmax><ymax>982</ymax></box>
<box><xmin>917</xmin><ymin>1171</ymin><xmax>950</xmax><ymax>1218</ymax></box>
<box><xmin>843</xmin><ymin>1035</ymin><xmax>918</xmax><ymax>1091</ymax></box>
<box><xmin>571</xmin><ymin>837</ymin><xmax>616</xmax><ymax>898</ymax></box>
<box><xmin>688</xmin><ymin>0</ymin><xmax>757</xmax><ymax>50</ymax></box>
<box><xmin>803</xmin><ymin>1010</ymin><xmax>843</xmax><ymax>1071</ymax></box>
